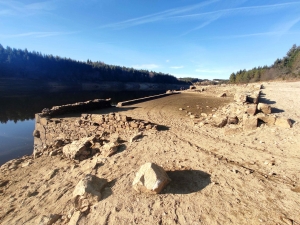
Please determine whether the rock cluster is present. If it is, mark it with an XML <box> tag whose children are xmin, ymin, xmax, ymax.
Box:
<box><xmin>192</xmin><ymin>83</ymin><xmax>293</xmax><ymax>130</ymax></box>
<box><xmin>33</xmin><ymin>112</ymin><xmax>157</xmax><ymax>158</ymax></box>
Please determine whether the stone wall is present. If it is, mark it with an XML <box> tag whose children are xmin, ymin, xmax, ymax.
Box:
<box><xmin>38</xmin><ymin>98</ymin><xmax>111</xmax><ymax>117</ymax></box>
<box><xmin>33</xmin><ymin>111</ymin><xmax>157</xmax><ymax>157</ymax></box>
<box><xmin>117</xmin><ymin>92</ymin><xmax>179</xmax><ymax>106</ymax></box>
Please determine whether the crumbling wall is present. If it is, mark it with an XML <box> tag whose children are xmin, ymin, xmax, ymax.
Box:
<box><xmin>33</xmin><ymin>111</ymin><xmax>157</xmax><ymax>157</ymax></box>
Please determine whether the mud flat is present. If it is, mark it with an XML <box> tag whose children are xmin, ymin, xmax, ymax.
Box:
<box><xmin>1</xmin><ymin>82</ymin><xmax>300</xmax><ymax>225</ymax></box>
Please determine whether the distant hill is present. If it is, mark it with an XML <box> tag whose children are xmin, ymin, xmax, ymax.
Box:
<box><xmin>229</xmin><ymin>44</ymin><xmax>300</xmax><ymax>83</ymax></box>
<box><xmin>0</xmin><ymin>44</ymin><xmax>186</xmax><ymax>85</ymax></box>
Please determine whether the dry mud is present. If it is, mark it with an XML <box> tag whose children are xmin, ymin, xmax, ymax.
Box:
<box><xmin>1</xmin><ymin>81</ymin><xmax>300</xmax><ymax>225</ymax></box>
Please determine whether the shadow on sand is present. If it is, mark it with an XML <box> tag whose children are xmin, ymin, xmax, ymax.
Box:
<box><xmin>162</xmin><ymin>170</ymin><xmax>211</xmax><ymax>194</ymax></box>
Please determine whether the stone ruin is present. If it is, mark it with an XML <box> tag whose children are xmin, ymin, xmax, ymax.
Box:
<box><xmin>33</xmin><ymin>111</ymin><xmax>157</xmax><ymax>160</ymax></box>
<box><xmin>192</xmin><ymin>83</ymin><xmax>293</xmax><ymax>131</ymax></box>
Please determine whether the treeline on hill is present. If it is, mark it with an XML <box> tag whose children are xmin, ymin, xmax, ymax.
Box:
<box><xmin>0</xmin><ymin>44</ymin><xmax>185</xmax><ymax>84</ymax></box>
<box><xmin>229</xmin><ymin>44</ymin><xmax>300</xmax><ymax>83</ymax></box>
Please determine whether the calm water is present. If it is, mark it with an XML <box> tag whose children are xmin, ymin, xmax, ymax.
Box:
<box><xmin>0</xmin><ymin>90</ymin><xmax>164</xmax><ymax>165</ymax></box>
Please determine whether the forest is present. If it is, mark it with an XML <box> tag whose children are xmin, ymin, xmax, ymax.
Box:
<box><xmin>229</xmin><ymin>44</ymin><xmax>300</xmax><ymax>83</ymax></box>
<box><xmin>0</xmin><ymin>44</ymin><xmax>185</xmax><ymax>84</ymax></box>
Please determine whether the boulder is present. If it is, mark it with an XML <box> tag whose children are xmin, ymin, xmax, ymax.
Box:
<box><xmin>257</xmin><ymin>103</ymin><xmax>272</xmax><ymax>114</ymax></box>
<box><xmin>243</xmin><ymin>114</ymin><xmax>257</xmax><ymax>131</ymax></box>
<box><xmin>63</xmin><ymin>137</ymin><xmax>92</xmax><ymax>160</ymax></box>
<box><xmin>256</xmin><ymin>113</ymin><xmax>276</xmax><ymax>125</ymax></box>
<box><xmin>247</xmin><ymin>91</ymin><xmax>260</xmax><ymax>104</ymax></box>
<box><xmin>275</xmin><ymin>117</ymin><xmax>292</xmax><ymax>128</ymax></box>
<box><xmin>132</xmin><ymin>163</ymin><xmax>171</xmax><ymax>194</ymax></box>
<box><xmin>218</xmin><ymin>93</ymin><xmax>227</xmax><ymax>97</ymax></box>
<box><xmin>246</xmin><ymin>104</ymin><xmax>257</xmax><ymax>116</ymax></box>
<box><xmin>213</xmin><ymin>116</ymin><xmax>228</xmax><ymax>127</ymax></box>
<box><xmin>102</xmin><ymin>142</ymin><xmax>118</xmax><ymax>157</ymax></box>
<box><xmin>73</xmin><ymin>174</ymin><xmax>107</xmax><ymax>202</ymax></box>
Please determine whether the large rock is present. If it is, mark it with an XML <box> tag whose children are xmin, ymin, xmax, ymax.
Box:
<box><xmin>247</xmin><ymin>91</ymin><xmax>260</xmax><ymax>104</ymax></box>
<box><xmin>73</xmin><ymin>174</ymin><xmax>107</xmax><ymax>202</ymax></box>
<box><xmin>102</xmin><ymin>142</ymin><xmax>118</xmax><ymax>157</ymax></box>
<box><xmin>243</xmin><ymin>114</ymin><xmax>257</xmax><ymax>131</ymax></box>
<box><xmin>256</xmin><ymin>113</ymin><xmax>276</xmax><ymax>126</ymax></box>
<box><xmin>275</xmin><ymin>117</ymin><xmax>292</xmax><ymax>128</ymax></box>
<box><xmin>132</xmin><ymin>163</ymin><xmax>171</xmax><ymax>194</ymax></box>
<box><xmin>257</xmin><ymin>103</ymin><xmax>272</xmax><ymax>114</ymax></box>
<box><xmin>213</xmin><ymin>116</ymin><xmax>228</xmax><ymax>127</ymax></box>
<box><xmin>246</xmin><ymin>104</ymin><xmax>257</xmax><ymax>116</ymax></box>
<box><xmin>63</xmin><ymin>137</ymin><xmax>92</xmax><ymax>160</ymax></box>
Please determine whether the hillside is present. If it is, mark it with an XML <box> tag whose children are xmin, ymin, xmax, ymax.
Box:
<box><xmin>229</xmin><ymin>44</ymin><xmax>300</xmax><ymax>83</ymax></box>
<box><xmin>0</xmin><ymin>44</ymin><xmax>185</xmax><ymax>85</ymax></box>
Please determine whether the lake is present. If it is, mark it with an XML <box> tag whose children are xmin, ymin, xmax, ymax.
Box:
<box><xmin>0</xmin><ymin>90</ymin><xmax>164</xmax><ymax>165</ymax></box>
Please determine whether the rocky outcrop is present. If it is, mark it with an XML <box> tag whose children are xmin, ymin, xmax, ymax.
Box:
<box><xmin>132</xmin><ymin>163</ymin><xmax>171</xmax><ymax>194</ymax></box>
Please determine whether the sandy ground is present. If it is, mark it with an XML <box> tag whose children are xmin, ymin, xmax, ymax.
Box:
<box><xmin>0</xmin><ymin>81</ymin><xmax>300</xmax><ymax>225</ymax></box>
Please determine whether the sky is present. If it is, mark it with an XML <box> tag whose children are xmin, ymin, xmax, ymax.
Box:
<box><xmin>1</xmin><ymin>0</ymin><xmax>300</xmax><ymax>80</ymax></box>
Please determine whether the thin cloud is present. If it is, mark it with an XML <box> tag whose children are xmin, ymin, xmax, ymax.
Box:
<box><xmin>274</xmin><ymin>16</ymin><xmax>300</xmax><ymax>36</ymax></box>
<box><xmin>100</xmin><ymin>1</ymin><xmax>300</xmax><ymax>36</ymax></box>
<box><xmin>170</xmin><ymin>66</ymin><xmax>184</xmax><ymax>69</ymax></box>
<box><xmin>173</xmin><ymin>2</ymin><xmax>300</xmax><ymax>20</ymax></box>
<box><xmin>208</xmin><ymin>16</ymin><xmax>300</xmax><ymax>40</ymax></box>
<box><xmin>132</xmin><ymin>64</ymin><xmax>159</xmax><ymax>70</ymax></box>
<box><xmin>100</xmin><ymin>0</ymin><xmax>220</xmax><ymax>29</ymax></box>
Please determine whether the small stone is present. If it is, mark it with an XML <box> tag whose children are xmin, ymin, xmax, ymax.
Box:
<box><xmin>21</xmin><ymin>161</ymin><xmax>31</xmax><ymax>168</ymax></box>
<box><xmin>201</xmin><ymin>113</ymin><xmax>207</xmax><ymax>117</ymax></box>
<box><xmin>33</xmin><ymin>130</ymin><xmax>40</xmax><ymax>138</ymax></box>
<box><xmin>130</xmin><ymin>132</ymin><xmax>143</xmax><ymax>143</ymax></box>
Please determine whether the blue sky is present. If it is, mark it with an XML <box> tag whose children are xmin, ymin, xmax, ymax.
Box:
<box><xmin>1</xmin><ymin>0</ymin><xmax>300</xmax><ymax>79</ymax></box>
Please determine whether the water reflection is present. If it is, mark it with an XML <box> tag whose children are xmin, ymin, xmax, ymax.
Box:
<box><xmin>0</xmin><ymin>90</ymin><xmax>164</xmax><ymax>165</ymax></box>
